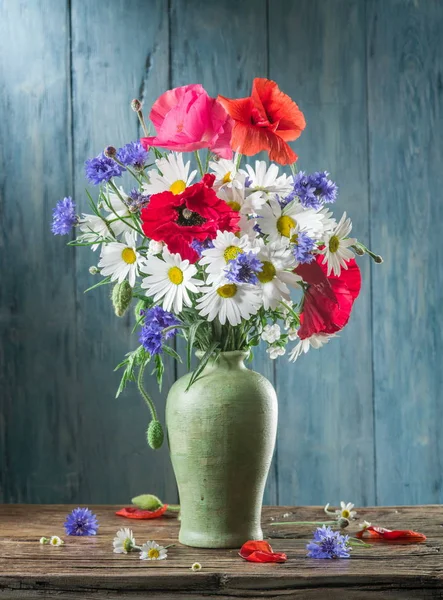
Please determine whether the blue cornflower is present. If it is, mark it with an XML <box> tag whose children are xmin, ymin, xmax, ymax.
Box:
<box><xmin>85</xmin><ymin>152</ymin><xmax>125</xmax><ymax>185</ymax></box>
<box><xmin>190</xmin><ymin>238</ymin><xmax>214</xmax><ymax>257</ymax></box>
<box><xmin>293</xmin><ymin>231</ymin><xmax>315</xmax><ymax>264</ymax></box>
<box><xmin>293</xmin><ymin>171</ymin><xmax>338</xmax><ymax>209</ymax></box>
<box><xmin>244</xmin><ymin>176</ymin><xmax>253</xmax><ymax>188</ymax></box>
<box><xmin>225</xmin><ymin>252</ymin><xmax>263</xmax><ymax>285</ymax></box>
<box><xmin>278</xmin><ymin>189</ymin><xmax>297</xmax><ymax>208</ymax></box>
<box><xmin>64</xmin><ymin>507</ymin><xmax>99</xmax><ymax>536</ymax></box>
<box><xmin>51</xmin><ymin>196</ymin><xmax>78</xmax><ymax>235</ymax></box>
<box><xmin>127</xmin><ymin>188</ymin><xmax>150</xmax><ymax>212</ymax></box>
<box><xmin>306</xmin><ymin>526</ymin><xmax>351</xmax><ymax>559</ymax></box>
<box><xmin>117</xmin><ymin>141</ymin><xmax>149</xmax><ymax>169</ymax></box>
<box><xmin>139</xmin><ymin>307</ymin><xmax>180</xmax><ymax>355</ymax></box>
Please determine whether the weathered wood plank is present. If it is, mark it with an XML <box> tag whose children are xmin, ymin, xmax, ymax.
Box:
<box><xmin>168</xmin><ymin>0</ymin><xmax>278</xmax><ymax>504</ymax></box>
<box><xmin>269</xmin><ymin>0</ymin><xmax>375</xmax><ymax>506</ymax></box>
<box><xmin>0</xmin><ymin>1</ymin><xmax>81</xmax><ymax>502</ymax></box>
<box><xmin>70</xmin><ymin>0</ymin><xmax>177</xmax><ymax>504</ymax></box>
<box><xmin>0</xmin><ymin>505</ymin><xmax>441</xmax><ymax>599</ymax></box>
<box><xmin>367</xmin><ymin>0</ymin><xmax>443</xmax><ymax>504</ymax></box>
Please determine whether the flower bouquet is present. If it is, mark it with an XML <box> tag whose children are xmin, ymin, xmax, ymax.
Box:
<box><xmin>52</xmin><ymin>78</ymin><xmax>380</xmax><ymax>547</ymax></box>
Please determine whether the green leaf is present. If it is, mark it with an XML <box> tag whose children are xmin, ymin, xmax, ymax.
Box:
<box><xmin>153</xmin><ymin>354</ymin><xmax>164</xmax><ymax>391</ymax></box>
<box><xmin>186</xmin><ymin>341</ymin><xmax>220</xmax><ymax>391</ymax></box>
<box><xmin>186</xmin><ymin>320</ymin><xmax>206</xmax><ymax>370</ymax></box>
<box><xmin>163</xmin><ymin>346</ymin><xmax>182</xmax><ymax>362</ymax></box>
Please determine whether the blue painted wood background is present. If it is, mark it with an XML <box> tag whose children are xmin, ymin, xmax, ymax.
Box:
<box><xmin>1</xmin><ymin>0</ymin><xmax>442</xmax><ymax>506</ymax></box>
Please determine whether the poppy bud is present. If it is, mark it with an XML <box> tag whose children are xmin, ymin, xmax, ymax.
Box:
<box><xmin>147</xmin><ymin>419</ymin><xmax>164</xmax><ymax>449</ymax></box>
<box><xmin>131</xmin><ymin>99</ymin><xmax>142</xmax><ymax>112</ymax></box>
<box><xmin>374</xmin><ymin>255</ymin><xmax>383</xmax><ymax>264</ymax></box>
<box><xmin>111</xmin><ymin>280</ymin><xmax>133</xmax><ymax>317</ymax></box>
<box><xmin>131</xmin><ymin>494</ymin><xmax>163</xmax><ymax>510</ymax></box>
<box><xmin>337</xmin><ymin>517</ymin><xmax>350</xmax><ymax>529</ymax></box>
<box><xmin>89</xmin><ymin>266</ymin><xmax>100</xmax><ymax>275</ymax></box>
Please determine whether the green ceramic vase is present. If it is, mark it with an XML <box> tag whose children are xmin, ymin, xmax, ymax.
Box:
<box><xmin>165</xmin><ymin>351</ymin><xmax>278</xmax><ymax>548</ymax></box>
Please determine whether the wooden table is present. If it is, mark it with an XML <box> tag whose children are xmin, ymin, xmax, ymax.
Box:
<box><xmin>0</xmin><ymin>505</ymin><xmax>442</xmax><ymax>599</ymax></box>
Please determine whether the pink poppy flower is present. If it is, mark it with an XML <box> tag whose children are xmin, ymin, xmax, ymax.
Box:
<box><xmin>141</xmin><ymin>84</ymin><xmax>233</xmax><ymax>159</ymax></box>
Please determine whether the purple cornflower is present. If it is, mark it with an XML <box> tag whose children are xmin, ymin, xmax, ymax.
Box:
<box><xmin>117</xmin><ymin>141</ymin><xmax>149</xmax><ymax>169</ymax></box>
<box><xmin>51</xmin><ymin>196</ymin><xmax>78</xmax><ymax>235</ymax></box>
<box><xmin>306</xmin><ymin>526</ymin><xmax>351</xmax><ymax>559</ymax></box>
<box><xmin>64</xmin><ymin>507</ymin><xmax>99</xmax><ymax>536</ymax></box>
<box><xmin>292</xmin><ymin>231</ymin><xmax>315</xmax><ymax>264</ymax></box>
<box><xmin>293</xmin><ymin>171</ymin><xmax>338</xmax><ymax>209</ymax></box>
<box><xmin>190</xmin><ymin>238</ymin><xmax>214</xmax><ymax>257</ymax></box>
<box><xmin>244</xmin><ymin>176</ymin><xmax>253</xmax><ymax>188</ymax></box>
<box><xmin>225</xmin><ymin>252</ymin><xmax>263</xmax><ymax>285</ymax></box>
<box><xmin>139</xmin><ymin>306</ymin><xmax>180</xmax><ymax>355</ymax></box>
<box><xmin>85</xmin><ymin>152</ymin><xmax>125</xmax><ymax>185</ymax></box>
<box><xmin>127</xmin><ymin>188</ymin><xmax>150</xmax><ymax>212</ymax></box>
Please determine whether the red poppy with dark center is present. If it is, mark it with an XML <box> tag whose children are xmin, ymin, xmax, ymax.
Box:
<box><xmin>295</xmin><ymin>255</ymin><xmax>361</xmax><ymax>339</ymax></box>
<box><xmin>218</xmin><ymin>78</ymin><xmax>306</xmax><ymax>165</ymax></box>
<box><xmin>141</xmin><ymin>173</ymin><xmax>240</xmax><ymax>263</ymax></box>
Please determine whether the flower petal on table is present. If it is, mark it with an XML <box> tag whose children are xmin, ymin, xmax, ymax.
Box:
<box><xmin>356</xmin><ymin>525</ymin><xmax>426</xmax><ymax>543</ymax></box>
<box><xmin>115</xmin><ymin>505</ymin><xmax>169</xmax><ymax>519</ymax></box>
<box><xmin>239</xmin><ymin>540</ymin><xmax>287</xmax><ymax>563</ymax></box>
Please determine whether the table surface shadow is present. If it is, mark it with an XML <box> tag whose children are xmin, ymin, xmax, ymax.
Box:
<box><xmin>0</xmin><ymin>505</ymin><xmax>442</xmax><ymax>599</ymax></box>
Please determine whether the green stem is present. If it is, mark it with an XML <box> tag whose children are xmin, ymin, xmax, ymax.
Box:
<box><xmin>194</xmin><ymin>151</ymin><xmax>204</xmax><ymax>176</ymax></box>
<box><xmin>204</xmin><ymin>151</ymin><xmax>212</xmax><ymax>172</ymax></box>
<box><xmin>235</xmin><ymin>152</ymin><xmax>243</xmax><ymax>170</ymax></box>
<box><xmin>137</xmin><ymin>111</ymin><xmax>150</xmax><ymax>137</ymax></box>
<box><xmin>289</xmin><ymin>162</ymin><xmax>299</xmax><ymax>176</ymax></box>
<box><xmin>271</xmin><ymin>520</ymin><xmax>337</xmax><ymax>526</ymax></box>
<box><xmin>137</xmin><ymin>362</ymin><xmax>158</xmax><ymax>421</ymax></box>
<box><xmin>348</xmin><ymin>537</ymin><xmax>371</xmax><ymax>548</ymax></box>
<box><xmin>106</xmin><ymin>181</ymin><xmax>143</xmax><ymax>235</ymax></box>
<box><xmin>166</xmin><ymin>504</ymin><xmax>180</xmax><ymax>512</ymax></box>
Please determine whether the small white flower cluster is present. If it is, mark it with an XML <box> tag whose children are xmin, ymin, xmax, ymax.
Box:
<box><xmin>39</xmin><ymin>535</ymin><xmax>64</xmax><ymax>546</ymax></box>
<box><xmin>113</xmin><ymin>528</ymin><xmax>168</xmax><ymax>561</ymax></box>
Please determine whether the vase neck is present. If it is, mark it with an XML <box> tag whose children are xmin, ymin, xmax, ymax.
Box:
<box><xmin>198</xmin><ymin>351</ymin><xmax>248</xmax><ymax>371</ymax></box>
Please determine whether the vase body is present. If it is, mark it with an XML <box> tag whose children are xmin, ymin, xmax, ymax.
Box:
<box><xmin>165</xmin><ymin>351</ymin><xmax>278</xmax><ymax>548</ymax></box>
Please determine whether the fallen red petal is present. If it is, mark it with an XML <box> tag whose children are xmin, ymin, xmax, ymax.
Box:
<box><xmin>356</xmin><ymin>525</ymin><xmax>426</xmax><ymax>543</ymax></box>
<box><xmin>115</xmin><ymin>505</ymin><xmax>169</xmax><ymax>519</ymax></box>
<box><xmin>239</xmin><ymin>540</ymin><xmax>287</xmax><ymax>563</ymax></box>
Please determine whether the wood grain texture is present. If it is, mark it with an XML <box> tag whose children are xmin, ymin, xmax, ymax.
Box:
<box><xmin>0</xmin><ymin>1</ymin><xmax>81</xmax><ymax>502</ymax></box>
<box><xmin>0</xmin><ymin>505</ymin><xmax>441</xmax><ymax>599</ymax></box>
<box><xmin>367</xmin><ymin>0</ymin><xmax>443</xmax><ymax>505</ymax></box>
<box><xmin>70</xmin><ymin>0</ymin><xmax>177</xmax><ymax>504</ymax></box>
<box><xmin>269</xmin><ymin>0</ymin><xmax>375</xmax><ymax>506</ymax></box>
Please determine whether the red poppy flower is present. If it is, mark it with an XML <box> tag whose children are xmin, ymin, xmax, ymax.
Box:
<box><xmin>141</xmin><ymin>173</ymin><xmax>240</xmax><ymax>262</ymax></box>
<box><xmin>218</xmin><ymin>78</ymin><xmax>306</xmax><ymax>165</ymax></box>
<box><xmin>295</xmin><ymin>255</ymin><xmax>361</xmax><ymax>339</ymax></box>
<box><xmin>239</xmin><ymin>540</ymin><xmax>287</xmax><ymax>563</ymax></box>
<box><xmin>356</xmin><ymin>525</ymin><xmax>426</xmax><ymax>543</ymax></box>
<box><xmin>115</xmin><ymin>505</ymin><xmax>169</xmax><ymax>519</ymax></box>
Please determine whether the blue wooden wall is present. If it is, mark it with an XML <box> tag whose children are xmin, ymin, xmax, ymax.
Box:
<box><xmin>1</xmin><ymin>0</ymin><xmax>442</xmax><ymax>507</ymax></box>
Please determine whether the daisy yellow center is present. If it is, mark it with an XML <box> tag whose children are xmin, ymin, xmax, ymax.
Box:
<box><xmin>121</xmin><ymin>247</ymin><xmax>136</xmax><ymax>264</ymax></box>
<box><xmin>222</xmin><ymin>171</ymin><xmax>232</xmax><ymax>184</ymax></box>
<box><xmin>50</xmin><ymin>538</ymin><xmax>59</xmax><ymax>546</ymax></box>
<box><xmin>148</xmin><ymin>548</ymin><xmax>160</xmax><ymax>559</ymax></box>
<box><xmin>217</xmin><ymin>283</ymin><xmax>237</xmax><ymax>298</ymax></box>
<box><xmin>169</xmin><ymin>179</ymin><xmax>186</xmax><ymax>195</ymax></box>
<box><xmin>123</xmin><ymin>538</ymin><xmax>133</xmax><ymax>552</ymax></box>
<box><xmin>227</xmin><ymin>201</ymin><xmax>241</xmax><ymax>212</ymax></box>
<box><xmin>223</xmin><ymin>246</ymin><xmax>243</xmax><ymax>262</ymax></box>
<box><xmin>277</xmin><ymin>215</ymin><xmax>296</xmax><ymax>238</ymax></box>
<box><xmin>257</xmin><ymin>261</ymin><xmax>276</xmax><ymax>283</ymax></box>
<box><xmin>341</xmin><ymin>509</ymin><xmax>350</xmax><ymax>519</ymax></box>
<box><xmin>329</xmin><ymin>235</ymin><xmax>340</xmax><ymax>253</ymax></box>
<box><xmin>168</xmin><ymin>266</ymin><xmax>184</xmax><ymax>285</ymax></box>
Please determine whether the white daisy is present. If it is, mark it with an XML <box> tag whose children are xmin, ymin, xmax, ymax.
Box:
<box><xmin>199</xmin><ymin>231</ymin><xmax>254</xmax><ymax>285</ymax></box>
<box><xmin>325</xmin><ymin>501</ymin><xmax>357</xmax><ymax>521</ymax></box>
<box><xmin>256</xmin><ymin>241</ymin><xmax>301</xmax><ymax>310</ymax></box>
<box><xmin>257</xmin><ymin>198</ymin><xmax>325</xmax><ymax>245</ymax></box>
<box><xmin>261</xmin><ymin>324</ymin><xmax>281</xmax><ymax>343</ymax></box>
<box><xmin>267</xmin><ymin>345</ymin><xmax>286</xmax><ymax>359</ymax></box>
<box><xmin>113</xmin><ymin>528</ymin><xmax>136</xmax><ymax>554</ymax></box>
<box><xmin>139</xmin><ymin>540</ymin><xmax>168</xmax><ymax>561</ymax></box>
<box><xmin>103</xmin><ymin>186</ymin><xmax>133</xmax><ymax>230</ymax></box>
<box><xmin>209</xmin><ymin>154</ymin><xmax>243</xmax><ymax>190</ymax></box>
<box><xmin>98</xmin><ymin>231</ymin><xmax>141</xmax><ymax>287</ymax></box>
<box><xmin>288</xmin><ymin>332</ymin><xmax>336</xmax><ymax>362</ymax></box>
<box><xmin>147</xmin><ymin>240</ymin><xmax>164</xmax><ymax>256</ymax></box>
<box><xmin>196</xmin><ymin>281</ymin><xmax>261</xmax><ymax>326</ymax></box>
<box><xmin>191</xmin><ymin>562</ymin><xmax>202</xmax><ymax>571</ymax></box>
<box><xmin>141</xmin><ymin>248</ymin><xmax>202</xmax><ymax>314</ymax></box>
<box><xmin>143</xmin><ymin>153</ymin><xmax>197</xmax><ymax>196</ymax></box>
<box><xmin>49</xmin><ymin>536</ymin><xmax>64</xmax><ymax>546</ymax></box>
<box><xmin>320</xmin><ymin>212</ymin><xmax>357</xmax><ymax>276</ymax></box>
<box><xmin>318</xmin><ymin>206</ymin><xmax>337</xmax><ymax>235</ymax></box>
<box><xmin>241</xmin><ymin>160</ymin><xmax>293</xmax><ymax>201</ymax></box>
<box><xmin>217</xmin><ymin>179</ymin><xmax>265</xmax><ymax>214</ymax></box>
<box><xmin>78</xmin><ymin>214</ymin><xmax>112</xmax><ymax>250</ymax></box>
